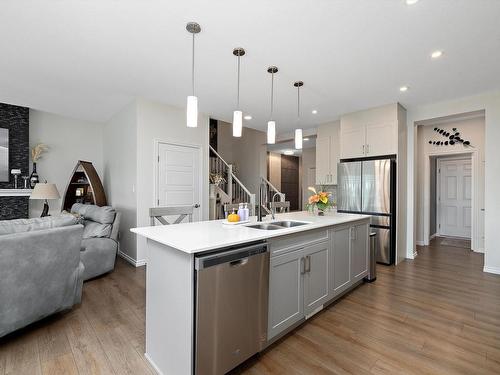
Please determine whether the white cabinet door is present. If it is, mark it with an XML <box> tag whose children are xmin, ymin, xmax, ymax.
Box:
<box><xmin>340</xmin><ymin>124</ymin><xmax>365</xmax><ymax>159</ymax></box>
<box><xmin>268</xmin><ymin>248</ymin><xmax>304</xmax><ymax>340</ymax></box>
<box><xmin>329</xmin><ymin>136</ymin><xmax>340</xmax><ymax>185</ymax></box>
<box><xmin>315</xmin><ymin>136</ymin><xmax>331</xmax><ymax>185</ymax></box>
<box><xmin>365</xmin><ymin>122</ymin><xmax>397</xmax><ymax>157</ymax></box>
<box><xmin>350</xmin><ymin>223</ymin><xmax>369</xmax><ymax>281</ymax></box>
<box><xmin>330</xmin><ymin>225</ymin><xmax>351</xmax><ymax>296</ymax></box>
<box><xmin>303</xmin><ymin>241</ymin><xmax>330</xmax><ymax>316</ymax></box>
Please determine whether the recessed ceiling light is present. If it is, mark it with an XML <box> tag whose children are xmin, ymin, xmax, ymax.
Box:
<box><xmin>283</xmin><ymin>150</ymin><xmax>294</xmax><ymax>155</ymax></box>
<box><xmin>311</xmin><ymin>110</ymin><xmax>318</xmax><ymax>114</ymax></box>
<box><xmin>243</xmin><ymin>115</ymin><xmax>252</xmax><ymax>120</ymax></box>
<box><xmin>303</xmin><ymin>138</ymin><xmax>310</xmax><ymax>141</ymax></box>
<box><xmin>406</xmin><ymin>0</ymin><xmax>419</xmax><ymax>5</ymax></box>
<box><xmin>431</xmin><ymin>50</ymin><xmax>443</xmax><ymax>59</ymax></box>
<box><xmin>400</xmin><ymin>86</ymin><xmax>409</xmax><ymax>92</ymax></box>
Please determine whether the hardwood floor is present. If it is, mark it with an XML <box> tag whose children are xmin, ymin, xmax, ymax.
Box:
<box><xmin>2</xmin><ymin>240</ymin><xmax>500</xmax><ymax>375</ymax></box>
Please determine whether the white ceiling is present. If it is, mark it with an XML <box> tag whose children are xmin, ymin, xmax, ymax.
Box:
<box><xmin>1</xmin><ymin>0</ymin><xmax>499</xmax><ymax>134</ymax></box>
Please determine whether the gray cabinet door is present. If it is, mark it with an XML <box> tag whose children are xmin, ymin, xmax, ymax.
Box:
<box><xmin>351</xmin><ymin>223</ymin><xmax>369</xmax><ymax>281</ymax></box>
<box><xmin>268</xmin><ymin>248</ymin><xmax>304</xmax><ymax>340</ymax></box>
<box><xmin>303</xmin><ymin>241</ymin><xmax>330</xmax><ymax>316</ymax></box>
<box><xmin>331</xmin><ymin>225</ymin><xmax>351</xmax><ymax>296</ymax></box>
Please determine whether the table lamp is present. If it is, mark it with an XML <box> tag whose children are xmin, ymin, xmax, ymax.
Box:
<box><xmin>29</xmin><ymin>183</ymin><xmax>61</xmax><ymax>217</ymax></box>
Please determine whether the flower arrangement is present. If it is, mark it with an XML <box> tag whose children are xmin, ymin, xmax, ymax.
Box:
<box><xmin>306</xmin><ymin>186</ymin><xmax>335</xmax><ymax>215</ymax></box>
<box><xmin>31</xmin><ymin>143</ymin><xmax>49</xmax><ymax>162</ymax></box>
<box><xmin>209</xmin><ymin>172</ymin><xmax>226</xmax><ymax>187</ymax></box>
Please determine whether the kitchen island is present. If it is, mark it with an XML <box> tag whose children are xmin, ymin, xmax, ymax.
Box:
<box><xmin>132</xmin><ymin>211</ymin><xmax>371</xmax><ymax>375</ymax></box>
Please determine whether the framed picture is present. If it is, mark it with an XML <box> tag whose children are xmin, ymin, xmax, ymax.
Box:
<box><xmin>0</xmin><ymin>128</ymin><xmax>8</xmax><ymax>182</ymax></box>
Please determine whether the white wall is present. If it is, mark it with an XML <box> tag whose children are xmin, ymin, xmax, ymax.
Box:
<box><xmin>103</xmin><ymin>101</ymin><xmax>138</xmax><ymax>262</ymax></box>
<box><xmin>406</xmin><ymin>91</ymin><xmax>500</xmax><ymax>274</ymax></box>
<box><xmin>416</xmin><ymin>116</ymin><xmax>485</xmax><ymax>249</ymax></box>
<box><xmin>217</xmin><ymin>120</ymin><xmax>267</xmax><ymax>195</ymax></box>
<box><xmin>135</xmin><ymin>98</ymin><xmax>209</xmax><ymax>263</ymax></box>
<box><xmin>29</xmin><ymin>109</ymin><xmax>103</xmax><ymax>217</ymax></box>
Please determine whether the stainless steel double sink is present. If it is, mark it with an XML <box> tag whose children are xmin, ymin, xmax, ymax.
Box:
<box><xmin>246</xmin><ymin>220</ymin><xmax>310</xmax><ymax>230</ymax></box>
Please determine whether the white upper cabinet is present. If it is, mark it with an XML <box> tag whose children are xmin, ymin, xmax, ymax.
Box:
<box><xmin>316</xmin><ymin>121</ymin><xmax>340</xmax><ymax>185</ymax></box>
<box><xmin>365</xmin><ymin>122</ymin><xmax>397</xmax><ymax>156</ymax></box>
<box><xmin>340</xmin><ymin>104</ymin><xmax>401</xmax><ymax>159</ymax></box>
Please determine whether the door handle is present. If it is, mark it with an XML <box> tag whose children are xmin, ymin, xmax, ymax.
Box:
<box><xmin>305</xmin><ymin>255</ymin><xmax>311</xmax><ymax>273</ymax></box>
<box><xmin>366</xmin><ymin>144</ymin><xmax>370</xmax><ymax>155</ymax></box>
<box><xmin>194</xmin><ymin>204</ymin><xmax>200</xmax><ymax>208</ymax></box>
<box><xmin>300</xmin><ymin>257</ymin><xmax>306</xmax><ymax>275</ymax></box>
<box><xmin>362</xmin><ymin>145</ymin><xmax>365</xmax><ymax>155</ymax></box>
<box><xmin>230</xmin><ymin>258</ymin><xmax>248</xmax><ymax>267</ymax></box>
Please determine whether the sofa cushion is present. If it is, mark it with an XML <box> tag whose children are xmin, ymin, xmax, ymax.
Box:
<box><xmin>82</xmin><ymin>221</ymin><xmax>112</xmax><ymax>239</ymax></box>
<box><xmin>71</xmin><ymin>203</ymin><xmax>116</xmax><ymax>224</ymax></box>
<box><xmin>71</xmin><ymin>204</ymin><xmax>116</xmax><ymax>239</ymax></box>
<box><xmin>0</xmin><ymin>214</ymin><xmax>78</xmax><ymax>236</ymax></box>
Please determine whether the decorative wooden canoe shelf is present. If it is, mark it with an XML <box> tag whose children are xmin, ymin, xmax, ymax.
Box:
<box><xmin>61</xmin><ymin>160</ymin><xmax>107</xmax><ymax>211</ymax></box>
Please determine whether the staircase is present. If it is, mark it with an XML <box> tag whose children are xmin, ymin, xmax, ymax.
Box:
<box><xmin>209</xmin><ymin>146</ymin><xmax>256</xmax><ymax>219</ymax></box>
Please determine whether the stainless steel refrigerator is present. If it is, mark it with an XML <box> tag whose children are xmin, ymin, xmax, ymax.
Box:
<box><xmin>337</xmin><ymin>157</ymin><xmax>396</xmax><ymax>265</ymax></box>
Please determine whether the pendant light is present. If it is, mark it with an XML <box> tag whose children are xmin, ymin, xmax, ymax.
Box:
<box><xmin>186</xmin><ymin>22</ymin><xmax>201</xmax><ymax>128</ymax></box>
<box><xmin>294</xmin><ymin>81</ymin><xmax>304</xmax><ymax>149</ymax></box>
<box><xmin>232</xmin><ymin>48</ymin><xmax>245</xmax><ymax>137</ymax></box>
<box><xmin>267</xmin><ymin>66</ymin><xmax>278</xmax><ymax>144</ymax></box>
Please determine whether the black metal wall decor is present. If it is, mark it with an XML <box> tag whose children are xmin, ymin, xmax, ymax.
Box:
<box><xmin>428</xmin><ymin>127</ymin><xmax>472</xmax><ymax>147</ymax></box>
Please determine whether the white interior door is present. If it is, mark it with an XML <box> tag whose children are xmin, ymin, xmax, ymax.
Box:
<box><xmin>438</xmin><ymin>158</ymin><xmax>472</xmax><ymax>238</ymax></box>
<box><xmin>157</xmin><ymin>142</ymin><xmax>202</xmax><ymax>222</ymax></box>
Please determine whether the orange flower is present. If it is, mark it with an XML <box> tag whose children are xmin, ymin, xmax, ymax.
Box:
<box><xmin>308</xmin><ymin>194</ymin><xmax>320</xmax><ymax>204</ymax></box>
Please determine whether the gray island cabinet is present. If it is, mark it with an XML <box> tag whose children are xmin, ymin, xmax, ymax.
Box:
<box><xmin>131</xmin><ymin>212</ymin><xmax>371</xmax><ymax>375</ymax></box>
<box><xmin>267</xmin><ymin>220</ymin><xmax>369</xmax><ymax>341</ymax></box>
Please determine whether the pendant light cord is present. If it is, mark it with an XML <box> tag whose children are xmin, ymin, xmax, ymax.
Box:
<box><xmin>191</xmin><ymin>33</ymin><xmax>195</xmax><ymax>95</ymax></box>
<box><xmin>237</xmin><ymin>54</ymin><xmax>241</xmax><ymax>109</ymax></box>
<box><xmin>297</xmin><ymin>84</ymin><xmax>300</xmax><ymax>120</ymax></box>
<box><xmin>270</xmin><ymin>71</ymin><xmax>274</xmax><ymax>119</ymax></box>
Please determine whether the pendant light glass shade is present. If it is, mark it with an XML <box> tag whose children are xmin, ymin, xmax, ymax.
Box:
<box><xmin>267</xmin><ymin>120</ymin><xmax>276</xmax><ymax>144</ymax></box>
<box><xmin>186</xmin><ymin>22</ymin><xmax>201</xmax><ymax>128</ymax></box>
<box><xmin>186</xmin><ymin>95</ymin><xmax>198</xmax><ymax>128</ymax></box>
<box><xmin>295</xmin><ymin>128</ymin><xmax>303</xmax><ymax>149</ymax></box>
<box><xmin>233</xmin><ymin>110</ymin><xmax>243</xmax><ymax>137</ymax></box>
<box><xmin>232</xmin><ymin>48</ymin><xmax>245</xmax><ymax>138</ymax></box>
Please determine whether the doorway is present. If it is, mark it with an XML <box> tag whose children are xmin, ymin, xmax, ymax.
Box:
<box><xmin>436</xmin><ymin>156</ymin><xmax>472</xmax><ymax>239</ymax></box>
<box><xmin>156</xmin><ymin>142</ymin><xmax>202</xmax><ymax>222</ymax></box>
<box><xmin>280</xmin><ymin>155</ymin><xmax>300</xmax><ymax>211</ymax></box>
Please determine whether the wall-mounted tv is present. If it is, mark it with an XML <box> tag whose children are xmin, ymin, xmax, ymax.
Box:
<box><xmin>0</xmin><ymin>128</ymin><xmax>8</xmax><ymax>182</ymax></box>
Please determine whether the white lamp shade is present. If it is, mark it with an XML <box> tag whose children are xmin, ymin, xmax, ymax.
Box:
<box><xmin>186</xmin><ymin>95</ymin><xmax>198</xmax><ymax>128</ymax></box>
<box><xmin>295</xmin><ymin>129</ymin><xmax>303</xmax><ymax>149</ymax></box>
<box><xmin>233</xmin><ymin>110</ymin><xmax>243</xmax><ymax>137</ymax></box>
<box><xmin>267</xmin><ymin>121</ymin><xmax>276</xmax><ymax>144</ymax></box>
<box><xmin>30</xmin><ymin>183</ymin><xmax>60</xmax><ymax>200</ymax></box>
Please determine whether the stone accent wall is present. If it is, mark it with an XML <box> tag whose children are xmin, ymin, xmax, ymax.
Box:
<box><xmin>0</xmin><ymin>103</ymin><xmax>29</xmax><ymax>219</ymax></box>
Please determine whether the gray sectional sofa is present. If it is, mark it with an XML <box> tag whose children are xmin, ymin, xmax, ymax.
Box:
<box><xmin>71</xmin><ymin>203</ymin><xmax>120</xmax><ymax>281</ymax></box>
<box><xmin>0</xmin><ymin>215</ymin><xmax>84</xmax><ymax>338</ymax></box>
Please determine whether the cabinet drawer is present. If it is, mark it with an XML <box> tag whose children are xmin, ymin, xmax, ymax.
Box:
<box><xmin>268</xmin><ymin>229</ymin><xmax>329</xmax><ymax>257</ymax></box>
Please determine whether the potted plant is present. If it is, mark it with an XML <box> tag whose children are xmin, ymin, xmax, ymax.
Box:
<box><xmin>305</xmin><ymin>186</ymin><xmax>335</xmax><ymax>216</ymax></box>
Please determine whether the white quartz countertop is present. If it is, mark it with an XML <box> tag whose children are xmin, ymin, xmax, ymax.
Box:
<box><xmin>131</xmin><ymin>211</ymin><xmax>370</xmax><ymax>254</ymax></box>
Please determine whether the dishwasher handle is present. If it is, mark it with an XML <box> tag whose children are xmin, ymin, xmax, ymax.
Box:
<box><xmin>195</xmin><ymin>242</ymin><xmax>267</xmax><ymax>270</ymax></box>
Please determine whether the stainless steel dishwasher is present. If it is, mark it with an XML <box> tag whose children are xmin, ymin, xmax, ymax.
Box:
<box><xmin>195</xmin><ymin>242</ymin><xmax>269</xmax><ymax>375</ymax></box>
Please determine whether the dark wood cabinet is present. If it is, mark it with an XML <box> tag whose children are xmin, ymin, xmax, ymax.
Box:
<box><xmin>61</xmin><ymin>160</ymin><xmax>107</xmax><ymax>211</ymax></box>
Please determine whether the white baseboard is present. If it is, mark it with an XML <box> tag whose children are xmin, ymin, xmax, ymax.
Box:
<box><xmin>118</xmin><ymin>250</ymin><xmax>146</xmax><ymax>267</ymax></box>
<box><xmin>416</xmin><ymin>240</ymin><xmax>425</xmax><ymax>246</ymax></box>
<box><xmin>430</xmin><ymin>233</ymin><xmax>438</xmax><ymax>240</ymax></box>
<box><xmin>483</xmin><ymin>266</ymin><xmax>500</xmax><ymax>275</ymax></box>
<box><xmin>145</xmin><ymin>353</ymin><xmax>162</xmax><ymax>375</ymax></box>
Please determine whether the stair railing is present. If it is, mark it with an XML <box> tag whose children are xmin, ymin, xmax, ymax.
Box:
<box><xmin>260</xmin><ymin>176</ymin><xmax>285</xmax><ymax>214</ymax></box>
<box><xmin>209</xmin><ymin>146</ymin><xmax>256</xmax><ymax>216</ymax></box>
